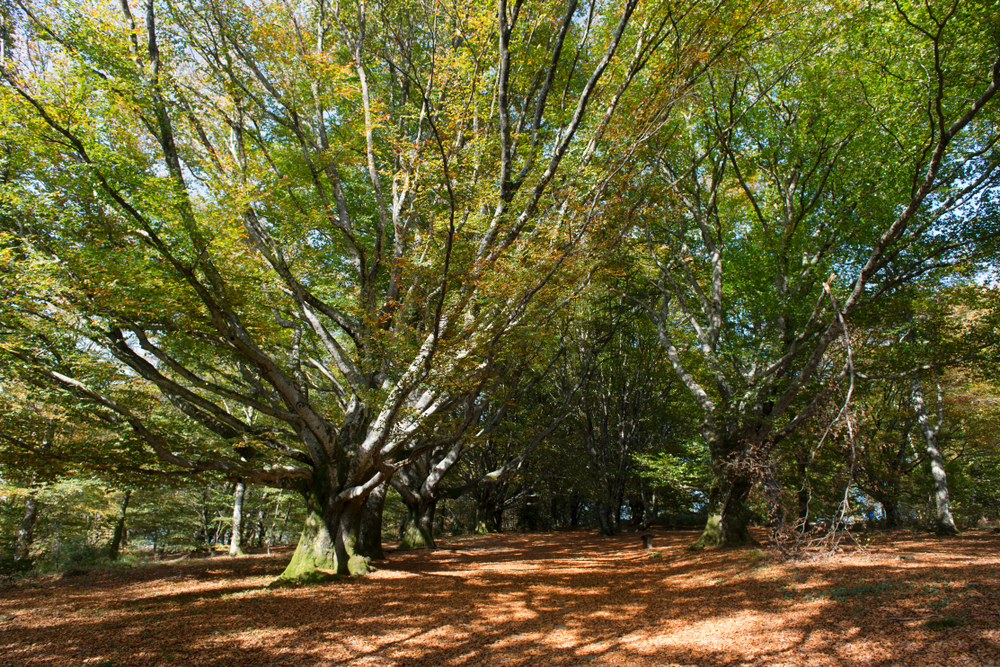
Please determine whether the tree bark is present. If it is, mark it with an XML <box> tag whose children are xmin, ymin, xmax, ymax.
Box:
<box><xmin>275</xmin><ymin>476</ymin><xmax>374</xmax><ymax>583</ymax></box>
<box><xmin>595</xmin><ymin>500</ymin><xmax>616</xmax><ymax>536</ymax></box>
<box><xmin>910</xmin><ymin>375</ymin><xmax>958</xmax><ymax>535</ymax></box>
<box><xmin>229</xmin><ymin>480</ymin><xmax>246</xmax><ymax>557</ymax></box>
<box><xmin>693</xmin><ymin>430</ymin><xmax>758</xmax><ymax>548</ymax></box>
<box><xmin>692</xmin><ymin>472</ymin><xmax>756</xmax><ymax>548</ymax></box>
<box><xmin>881</xmin><ymin>496</ymin><xmax>901</xmax><ymax>528</ymax></box>
<box><xmin>357</xmin><ymin>480</ymin><xmax>387</xmax><ymax>560</ymax></box>
<box><xmin>109</xmin><ymin>489</ymin><xmax>132</xmax><ymax>561</ymax></box>
<box><xmin>474</xmin><ymin>482</ymin><xmax>503</xmax><ymax>534</ymax></box>
<box><xmin>399</xmin><ymin>497</ymin><xmax>437</xmax><ymax>549</ymax></box>
<box><xmin>15</xmin><ymin>493</ymin><xmax>39</xmax><ymax>562</ymax></box>
<box><xmin>277</xmin><ymin>501</ymin><xmax>339</xmax><ymax>583</ymax></box>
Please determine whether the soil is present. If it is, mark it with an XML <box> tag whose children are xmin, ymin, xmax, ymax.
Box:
<box><xmin>1</xmin><ymin>529</ymin><xmax>998</xmax><ymax>666</ymax></box>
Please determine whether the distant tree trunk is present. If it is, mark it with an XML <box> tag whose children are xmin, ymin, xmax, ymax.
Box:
<box><xmin>277</xmin><ymin>499</ymin><xmax>292</xmax><ymax>544</ymax></box>
<box><xmin>109</xmin><ymin>489</ymin><xmax>132</xmax><ymax>561</ymax></box>
<box><xmin>595</xmin><ymin>501</ymin><xmax>616</xmax><ymax>536</ymax></box>
<box><xmin>229</xmin><ymin>480</ymin><xmax>246</xmax><ymax>557</ymax></box>
<box><xmin>910</xmin><ymin>375</ymin><xmax>958</xmax><ymax>535</ymax></box>
<box><xmin>399</xmin><ymin>498</ymin><xmax>437</xmax><ymax>549</ymax></box>
<box><xmin>570</xmin><ymin>492</ymin><xmax>581</xmax><ymax>527</ymax></box>
<box><xmin>795</xmin><ymin>453</ymin><xmax>812</xmax><ymax>532</ymax></box>
<box><xmin>881</xmin><ymin>496</ymin><xmax>902</xmax><ymax>527</ymax></box>
<box><xmin>357</xmin><ymin>480</ymin><xmax>387</xmax><ymax>560</ymax></box>
<box><xmin>474</xmin><ymin>483</ymin><xmax>503</xmax><ymax>534</ymax></box>
<box><xmin>15</xmin><ymin>493</ymin><xmax>40</xmax><ymax>562</ymax></box>
<box><xmin>639</xmin><ymin>485</ymin><xmax>659</xmax><ymax>530</ymax></box>
<box><xmin>199</xmin><ymin>487</ymin><xmax>211</xmax><ymax>547</ymax></box>
<box><xmin>212</xmin><ymin>512</ymin><xmax>226</xmax><ymax>547</ymax></box>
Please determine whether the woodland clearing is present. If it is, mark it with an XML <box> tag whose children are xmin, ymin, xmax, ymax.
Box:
<box><xmin>1</xmin><ymin>529</ymin><xmax>998</xmax><ymax>667</ymax></box>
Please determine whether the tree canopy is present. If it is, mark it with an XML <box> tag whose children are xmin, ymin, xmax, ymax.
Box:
<box><xmin>1</xmin><ymin>0</ymin><xmax>999</xmax><ymax>577</ymax></box>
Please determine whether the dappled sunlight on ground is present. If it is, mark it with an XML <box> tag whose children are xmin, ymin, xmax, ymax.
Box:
<box><xmin>1</xmin><ymin>529</ymin><xmax>998</xmax><ymax>666</ymax></box>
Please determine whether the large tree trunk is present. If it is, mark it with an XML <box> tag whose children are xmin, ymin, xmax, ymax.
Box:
<box><xmin>693</xmin><ymin>431</ymin><xmax>758</xmax><ymax>549</ymax></box>
<box><xmin>109</xmin><ymin>489</ymin><xmax>131</xmax><ymax>561</ymax></box>
<box><xmin>229</xmin><ymin>480</ymin><xmax>246</xmax><ymax>557</ymax></box>
<box><xmin>275</xmin><ymin>476</ymin><xmax>374</xmax><ymax>583</ymax></box>
<box><xmin>357</xmin><ymin>480</ymin><xmax>387</xmax><ymax>560</ymax></box>
<box><xmin>15</xmin><ymin>493</ymin><xmax>39</xmax><ymax>562</ymax></box>
<box><xmin>692</xmin><ymin>472</ymin><xmax>756</xmax><ymax>548</ymax></box>
<box><xmin>399</xmin><ymin>497</ymin><xmax>437</xmax><ymax>549</ymax></box>
<box><xmin>911</xmin><ymin>375</ymin><xmax>958</xmax><ymax>535</ymax></box>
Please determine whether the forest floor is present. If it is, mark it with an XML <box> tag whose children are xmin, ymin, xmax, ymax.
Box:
<box><xmin>1</xmin><ymin>528</ymin><xmax>998</xmax><ymax>667</ymax></box>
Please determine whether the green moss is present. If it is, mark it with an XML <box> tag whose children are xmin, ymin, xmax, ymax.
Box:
<box><xmin>274</xmin><ymin>510</ymin><xmax>339</xmax><ymax>583</ymax></box>
<box><xmin>398</xmin><ymin>523</ymin><xmax>435</xmax><ymax>549</ymax></box>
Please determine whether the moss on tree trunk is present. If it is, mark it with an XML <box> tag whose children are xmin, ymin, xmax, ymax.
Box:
<box><xmin>275</xmin><ymin>482</ymin><xmax>372</xmax><ymax>583</ymax></box>
<box><xmin>398</xmin><ymin>500</ymin><xmax>436</xmax><ymax>549</ymax></box>
<box><xmin>692</xmin><ymin>475</ymin><xmax>757</xmax><ymax>549</ymax></box>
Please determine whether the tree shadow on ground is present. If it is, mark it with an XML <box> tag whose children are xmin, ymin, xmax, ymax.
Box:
<box><xmin>1</xmin><ymin>529</ymin><xmax>998</xmax><ymax>666</ymax></box>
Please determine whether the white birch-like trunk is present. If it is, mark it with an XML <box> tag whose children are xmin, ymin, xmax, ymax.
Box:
<box><xmin>910</xmin><ymin>375</ymin><xmax>958</xmax><ymax>535</ymax></box>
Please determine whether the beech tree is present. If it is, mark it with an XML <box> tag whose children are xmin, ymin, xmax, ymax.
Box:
<box><xmin>626</xmin><ymin>1</ymin><xmax>1000</xmax><ymax>546</ymax></box>
<box><xmin>0</xmin><ymin>0</ymin><xmax>753</xmax><ymax>578</ymax></box>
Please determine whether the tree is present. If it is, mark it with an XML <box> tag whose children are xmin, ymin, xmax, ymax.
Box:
<box><xmin>228</xmin><ymin>480</ymin><xmax>246</xmax><ymax>556</ymax></box>
<box><xmin>1</xmin><ymin>0</ymin><xmax>738</xmax><ymax>579</ymax></box>
<box><xmin>626</xmin><ymin>1</ymin><xmax>1000</xmax><ymax>546</ymax></box>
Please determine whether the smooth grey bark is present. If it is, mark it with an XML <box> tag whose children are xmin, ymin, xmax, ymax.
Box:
<box><xmin>109</xmin><ymin>489</ymin><xmax>132</xmax><ymax>561</ymax></box>
<box><xmin>229</xmin><ymin>480</ymin><xmax>246</xmax><ymax>557</ymax></box>
<box><xmin>910</xmin><ymin>375</ymin><xmax>958</xmax><ymax>535</ymax></box>
<box><xmin>15</xmin><ymin>493</ymin><xmax>39</xmax><ymax>561</ymax></box>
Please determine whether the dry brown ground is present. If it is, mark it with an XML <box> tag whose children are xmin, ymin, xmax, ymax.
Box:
<box><xmin>1</xmin><ymin>529</ymin><xmax>998</xmax><ymax>667</ymax></box>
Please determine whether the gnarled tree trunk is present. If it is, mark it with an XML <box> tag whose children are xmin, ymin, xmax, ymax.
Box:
<box><xmin>275</xmin><ymin>465</ymin><xmax>377</xmax><ymax>583</ymax></box>
<box><xmin>693</xmin><ymin>431</ymin><xmax>759</xmax><ymax>549</ymax></box>
<box><xmin>398</xmin><ymin>497</ymin><xmax>437</xmax><ymax>549</ymax></box>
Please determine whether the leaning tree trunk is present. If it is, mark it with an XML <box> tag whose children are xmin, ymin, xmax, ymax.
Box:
<box><xmin>229</xmin><ymin>480</ymin><xmax>246</xmax><ymax>557</ymax></box>
<box><xmin>108</xmin><ymin>489</ymin><xmax>132</xmax><ymax>561</ymax></box>
<box><xmin>357</xmin><ymin>480</ymin><xmax>388</xmax><ymax>560</ymax></box>
<box><xmin>911</xmin><ymin>375</ymin><xmax>958</xmax><ymax>535</ymax></box>
<box><xmin>15</xmin><ymin>493</ymin><xmax>40</xmax><ymax>562</ymax></box>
